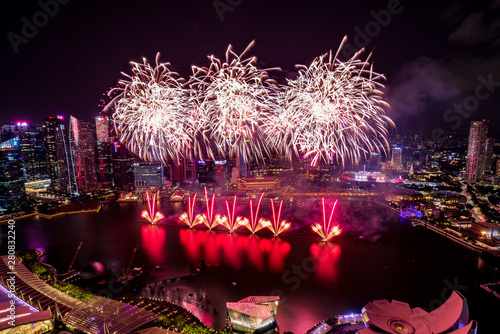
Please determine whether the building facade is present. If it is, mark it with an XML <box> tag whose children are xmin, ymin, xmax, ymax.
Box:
<box><xmin>133</xmin><ymin>162</ymin><xmax>164</xmax><ymax>190</ymax></box>
<box><xmin>466</xmin><ymin>120</ymin><xmax>488</xmax><ymax>183</ymax></box>
<box><xmin>69</xmin><ymin>116</ymin><xmax>98</xmax><ymax>194</ymax></box>
<box><xmin>95</xmin><ymin>116</ymin><xmax>113</xmax><ymax>187</ymax></box>
<box><xmin>0</xmin><ymin>137</ymin><xmax>27</xmax><ymax>212</ymax></box>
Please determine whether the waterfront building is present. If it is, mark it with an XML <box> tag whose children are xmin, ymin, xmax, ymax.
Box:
<box><xmin>0</xmin><ymin>137</ymin><xmax>27</xmax><ymax>212</ymax></box>
<box><xmin>227</xmin><ymin>296</ymin><xmax>280</xmax><ymax>333</ymax></box>
<box><xmin>237</xmin><ymin>176</ymin><xmax>280</xmax><ymax>190</ymax></box>
<box><xmin>0</xmin><ymin>284</ymin><xmax>53</xmax><ymax>333</ymax></box>
<box><xmin>466</xmin><ymin>120</ymin><xmax>488</xmax><ymax>183</ymax></box>
<box><xmin>358</xmin><ymin>291</ymin><xmax>477</xmax><ymax>334</ymax></box>
<box><xmin>133</xmin><ymin>162</ymin><xmax>164</xmax><ymax>190</ymax></box>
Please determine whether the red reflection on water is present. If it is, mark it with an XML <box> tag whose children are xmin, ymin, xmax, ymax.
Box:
<box><xmin>310</xmin><ymin>243</ymin><xmax>341</xmax><ymax>282</ymax></box>
<box><xmin>268</xmin><ymin>239</ymin><xmax>291</xmax><ymax>273</ymax></box>
<box><xmin>141</xmin><ymin>225</ymin><xmax>165</xmax><ymax>259</ymax></box>
<box><xmin>179</xmin><ymin>229</ymin><xmax>290</xmax><ymax>271</ymax></box>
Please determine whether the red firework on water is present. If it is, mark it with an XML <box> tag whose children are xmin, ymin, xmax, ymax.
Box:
<box><xmin>220</xmin><ymin>195</ymin><xmax>247</xmax><ymax>233</ymax></box>
<box><xmin>141</xmin><ymin>191</ymin><xmax>165</xmax><ymax>224</ymax></box>
<box><xmin>199</xmin><ymin>187</ymin><xmax>227</xmax><ymax>229</ymax></box>
<box><xmin>311</xmin><ymin>198</ymin><xmax>342</xmax><ymax>242</ymax></box>
<box><xmin>261</xmin><ymin>199</ymin><xmax>291</xmax><ymax>237</ymax></box>
<box><xmin>178</xmin><ymin>194</ymin><xmax>203</xmax><ymax>228</ymax></box>
<box><xmin>244</xmin><ymin>193</ymin><xmax>267</xmax><ymax>234</ymax></box>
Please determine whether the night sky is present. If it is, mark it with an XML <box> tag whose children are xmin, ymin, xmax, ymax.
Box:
<box><xmin>1</xmin><ymin>0</ymin><xmax>500</xmax><ymax>137</ymax></box>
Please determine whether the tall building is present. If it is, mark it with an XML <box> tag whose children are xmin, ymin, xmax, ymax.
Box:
<box><xmin>466</xmin><ymin>120</ymin><xmax>488</xmax><ymax>183</ymax></box>
<box><xmin>69</xmin><ymin>116</ymin><xmax>98</xmax><ymax>194</ymax></box>
<box><xmin>95</xmin><ymin>116</ymin><xmax>113</xmax><ymax>187</ymax></box>
<box><xmin>44</xmin><ymin>116</ymin><xmax>66</xmax><ymax>190</ymax></box>
<box><xmin>0</xmin><ymin>137</ymin><xmax>27</xmax><ymax>212</ymax></box>
<box><xmin>112</xmin><ymin>140</ymin><xmax>135</xmax><ymax>190</ymax></box>
<box><xmin>1</xmin><ymin>122</ymin><xmax>48</xmax><ymax>182</ymax></box>
<box><xmin>133</xmin><ymin>162</ymin><xmax>164</xmax><ymax>190</ymax></box>
<box><xmin>483</xmin><ymin>138</ymin><xmax>495</xmax><ymax>175</ymax></box>
<box><xmin>391</xmin><ymin>147</ymin><xmax>402</xmax><ymax>170</ymax></box>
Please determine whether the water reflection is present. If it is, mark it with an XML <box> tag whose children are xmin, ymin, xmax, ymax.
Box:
<box><xmin>141</xmin><ymin>225</ymin><xmax>166</xmax><ymax>260</ymax></box>
<box><xmin>310</xmin><ymin>243</ymin><xmax>341</xmax><ymax>282</ymax></box>
<box><xmin>179</xmin><ymin>229</ymin><xmax>291</xmax><ymax>272</ymax></box>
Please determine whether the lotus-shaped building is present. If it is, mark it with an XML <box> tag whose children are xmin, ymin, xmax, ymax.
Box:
<box><xmin>358</xmin><ymin>291</ymin><xmax>477</xmax><ymax>334</ymax></box>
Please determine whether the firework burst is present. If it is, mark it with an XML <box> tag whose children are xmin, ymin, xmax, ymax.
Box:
<box><xmin>179</xmin><ymin>194</ymin><xmax>204</xmax><ymax>228</ymax></box>
<box><xmin>264</xmin><ymin>36</ymin><xmax>394</xmax><ymax>166</ymax></box>
<box><xmin>105</xmin><ymin>53</ymin><xmax>195</xmax><ymax>163</ymax></box>
<box><xmin>311</xmin><ymin>198</ymin><xmax>342</xmax><ymax>242</ymax></box>
<box><xmin>263</xmin><ymin>199</ymin><xmax>291</xmax><ymax>237</ymax></box>
<box><xmin>198</xmin><ymin>187</ymin><xmax>227</xmax><ymax>229</ymax></box>
<box><xmin>220</xmin><ymin>196</ymin><xmax>247</xmax><ymax>233</ymax></box>
<box><xmin>141</xmin><ymin>191</ymin><xmax>165</xmax><ymax>224</ymax></box>
<box><xmin>189</xmin><ymin>41</ymin><xmax>280</xmax><ymax>164</ymax></box>
<box><xmin>243</xmin><ymin>193</ymin><xmax>267</xmax><ymax>234</ymax></box>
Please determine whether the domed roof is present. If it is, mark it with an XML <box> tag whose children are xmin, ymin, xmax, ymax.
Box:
<box><xmin>80</xmin><ymin>261</ymin><xmax>106</xmax><ymax>280</ymax></box>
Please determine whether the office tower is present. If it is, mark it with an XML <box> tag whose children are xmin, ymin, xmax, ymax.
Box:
<box><xmin>466</xmin><ymin>120</ymin><xmax>488</xmax><ymax>183</ymax></box>
<box><xmin>95</xmin><ymin>116</ymin><xmax>113</xmax><ymax>187</ymax></box>
<box><xmin>44</xmin><ymin>116</ymin><xmax>65</xmax><ymax>190</ymax></box>
<box><xmin>391</xmin><ymin>147</ymin><xmax>402</xmax><ymax>170</ymax></box>
<box><xmin>496</xmin><ymin>159</ymin><xmax>500</xmax><ymax>178</ymax></box>
<box><xmin>1</xmin><ymin>122</ymin><xmax>48</xmax><ymax>182</ymax></box>
<box><xmin>483</xmin><ymin>138</ymin><xmax>495</xmax><ymax>175</ymax></box>
<box><xmin>0</xmin><ymin>137</ymin><xmax>27</xmax><ymax>212</ymax></box>
<box><xmin>133</xmin><ymin>162</ymin><xmax>164</xmax><ymax>190</ymax></box>
<box><xmin>112</xmin><ymin>140</ymin><xmax>135</xmax><ymax>190</ymax></box>
<box><xmin>198</xmin><ymin>160</ymin><xmax>215</xmax><ymax>184</ymax></box>
<box><xmin>69</xmin><ymin>116</ymin><xmax>98</xmax><ymax>193</ymax></box>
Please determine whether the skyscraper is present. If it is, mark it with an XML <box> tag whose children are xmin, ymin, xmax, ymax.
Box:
<box><xmin>0</xmin><ymin>137</ymin><xmax>27</xmax><ymax>212</ymax></box>
<box><xmin>112</xmin><ymin>140</ymin><xmax>135</xmax><ymax>190</ymax></box>
<box><xmin>466</xmin><ymin>120</ymin><xmax>488</xmax><ymax>184</ymax></box>
<box><xmin>483</xmin><ymin>138</ymin><xmax>495</xmax><ymax>175</ymax></box>
<box><xmin>391</xmin><ymin>147</ymin><xmax>402</xmax><ymax>170</ymax></box>
<box><xmin>44</xmin><ymin>116</ymin><xmax>65</xmax><ymax>190</ymax></box>
<box><xmin>69</xmin><ymin>116</ymin><xmax>98</xmax><ymax>194</ymax></box>
<box><xmin>1</xmin><ymin>122</ymin><xmax>48</xmax><ymax>182</ymax></box>
<box><xmin>95</xmin><ymin>116</ymin><xmax>113</xmax><ymax>187</ymax></box>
